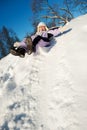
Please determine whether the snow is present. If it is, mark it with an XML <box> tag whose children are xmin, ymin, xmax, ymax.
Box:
<box><xmin>0</xmin><ymin>14</ymin><xmax>87</xmax><ymax>130</ymax></box>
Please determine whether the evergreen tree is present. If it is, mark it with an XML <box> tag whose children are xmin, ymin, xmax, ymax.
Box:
<box><xmin>0</xmin><ymin>26</ymin><xmax>20</xmax><ymax>59</ymax></box>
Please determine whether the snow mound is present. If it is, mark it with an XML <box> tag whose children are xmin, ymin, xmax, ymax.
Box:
<box><xmin>0</xmin><ymin>14</ymin><xmax>87</xmax><ymax>130</ymax></box>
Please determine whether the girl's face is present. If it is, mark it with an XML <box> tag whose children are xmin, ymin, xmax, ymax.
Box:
<box><xmin>38</xmin><ymin>26</ymin><xmax>46</xmax><ymax>32</ymax></box>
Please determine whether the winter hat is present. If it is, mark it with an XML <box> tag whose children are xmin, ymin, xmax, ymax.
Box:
<box><xmin>37</xmin><ymin>22</ymin><xmax>47</xmax><ymax>27</ymax></box>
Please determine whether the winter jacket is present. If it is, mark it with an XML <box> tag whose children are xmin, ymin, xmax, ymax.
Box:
<box><xmin>17</xmin><ymin>27</ymin><xmax>61</xmax><ymax>52</ymax></box>
<box><xmin>31</xmin><ymin>28</ymin><xmax>61</xmax><ymax>48</ymax></box>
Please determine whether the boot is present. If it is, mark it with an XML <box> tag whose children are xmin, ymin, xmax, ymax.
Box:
<box><xmin>10</xmin><ymin>46</ymin><xmax>25</xmax><ymax>58</ymax></box>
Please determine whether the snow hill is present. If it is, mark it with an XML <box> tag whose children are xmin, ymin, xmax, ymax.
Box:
<box><xmin>0</xmin><ymin>14</ymin><xmax>87</xmax><ymax>130</ymax></box>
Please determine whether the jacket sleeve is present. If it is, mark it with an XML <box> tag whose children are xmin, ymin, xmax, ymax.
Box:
<box><xmin>48</xmin><ymin>28</ymin><xmax>61</xmax><ymax>37</ymax></box>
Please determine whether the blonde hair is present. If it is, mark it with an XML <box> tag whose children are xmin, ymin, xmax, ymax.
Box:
<box><xmin>37</xmin><ymin>26</ymin><xmax>48</xmax><ymax>32</ymax></box>
<box><xmin>37</xmin><ymin>22</ymin><xmax>49</xmax><ymax>32</ymax></box>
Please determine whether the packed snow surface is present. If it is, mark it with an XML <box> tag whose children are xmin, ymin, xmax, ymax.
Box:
<box><xmin>0</xmin><ymin>14</ymin><xmax>87</xmax><ymax>130</ymax></box>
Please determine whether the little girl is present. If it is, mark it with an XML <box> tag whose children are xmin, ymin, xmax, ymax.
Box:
<box><xmin>10</xmin><ymin>22</ymin><xmax>67</xmax><ymax>57</ymax></box>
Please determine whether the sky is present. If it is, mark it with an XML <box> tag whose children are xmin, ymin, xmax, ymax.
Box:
<box><xmin>0</xmin><ymin>0</ymin><xmax>83</xmax><ymax>40</ymax></box>
<box><xmin>0</xmin><ymin>0</ymin><xmax>33</xmax><ymax>40</ymax></box>
<box><xmin>0</xmin><ymin>0</ymin><xmax>64</xmax><ymax>40</ymax></box>
<box><xmin>0</xmin><ymin>14</ymin><xmax>87</xmax><ymax>130</ymax></box>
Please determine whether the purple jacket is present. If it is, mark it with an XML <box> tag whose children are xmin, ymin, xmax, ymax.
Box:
<box><xmin>31</xmin><ymin>28</ymin><xmax>61</xmax><ymax>48</ymax></box>
<box><xmin>19</xmin><ymin>28</ymin><xmax>61</xmax><ymax>51</ymax></box>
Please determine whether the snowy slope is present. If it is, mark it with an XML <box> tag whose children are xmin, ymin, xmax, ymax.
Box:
<box><xmin>0</xmin><ymin>14</ymin><xmax>87</xmax><ymax>130</ymax></box>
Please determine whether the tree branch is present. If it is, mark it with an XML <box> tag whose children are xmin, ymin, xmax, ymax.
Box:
<box><xmin>60</xmin><ymin>8</ymin><xmax>74</xmax><ymax>19</ymax></box>
<box><xmin>42</xmin><ymin>15</ymin><xmax>68</xmax><ymax>24</ymax></box>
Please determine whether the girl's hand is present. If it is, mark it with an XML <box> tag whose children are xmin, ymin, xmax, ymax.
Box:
<box><xmin>14</xmin><ymin>42</ymin><xmax>20</xmax><ymax>47</ymax></box>
<box><xmin>59</xmin><ymin>23</ymin><xmax>68</xmax><ymax>33</ymax></box>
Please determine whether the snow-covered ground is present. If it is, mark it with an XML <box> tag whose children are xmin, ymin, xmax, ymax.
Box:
<box><xmin>0</xmin><ymin>14</ymin><xmax>87</xmax><ymax>130</ymax></box>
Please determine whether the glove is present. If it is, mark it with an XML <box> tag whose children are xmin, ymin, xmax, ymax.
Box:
<box><xmin>14</xmin><ymin>42</ymin><xmax>20</xmax><ymax>47</ymax></box>
<box><xmin>48</xmin><ymin>33</ymin><xmax>53</xmax><ymax>40</ymax></box>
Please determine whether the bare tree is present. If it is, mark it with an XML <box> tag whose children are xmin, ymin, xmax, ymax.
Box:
<box><xmin>63</xmin><ymin>0</ymin><xmax>87</xmax><ymax>16</ymax></box>
<box><xmin>74</xmin><ymin>0</ymin><xmax>87</xmax><ymax>14</ymax></box>
<box><xmin>31</xmin><ymin>0</ymin><xmax>67</xmax><ymax>27</ymax></box>
<box><xmin>31</xmin><ymin>0</ymin><xmax>87</xmax><ymax>28</ymax></box>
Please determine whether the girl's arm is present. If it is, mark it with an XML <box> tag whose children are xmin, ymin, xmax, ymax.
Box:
<box><xmin>48</xmin><ymin>24</ymin><xmax>68</xmax><ymax>37</ymax></box>
<box><xmin>58</xmin><ymin>25</ymin><xmax>67</xmax><ymax>33</ymax></box>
